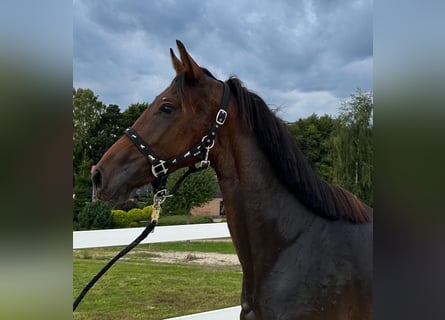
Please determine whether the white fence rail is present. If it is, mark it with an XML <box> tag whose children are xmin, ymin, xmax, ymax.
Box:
<box><xmin>164</xmin><ymin>306</ymin><xmax>241</xmax><ymax>320</ymax></box>
<box><xmin>73</xmin><ymin>223</ymin><xmax>231</xmax><ymax>249</ymax></box>
<box><xmin>73</xmin><ymin>223</ymin><xmax>240</xmax><ymax>319</ymax></box>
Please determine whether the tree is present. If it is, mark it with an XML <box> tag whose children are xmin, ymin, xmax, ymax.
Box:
<box><xmin>87</xmin><ymin>104</ymin><xmax>124</xmax><ymax>164</ymax></box>
<box><xmin>73</xmin><ymin>88</ymin><xmax>106</xmax><ymax>172</ymax></box>
<box><xmin>286</xmin><ymin>114</ymin><xmax>338</xmax><ymax>182</ymax></box>
<box><xmin>332</xmin><ymin>89</ymin><xmax>373</xmax><ymax>206</ymax></box>
<box><xmin>162</xmin><ymin>168</ymin><xmax>219</xmax><ymax>215</ymax></box>
<box><xmin>73</xmin><ymin>153</ymin><xmax>93</xmax><ymax>224</ymax></box>
<box><xmin>121</xmin><ymin>102</ymin><xmax>149</xmax><ymax>128</ymax></box>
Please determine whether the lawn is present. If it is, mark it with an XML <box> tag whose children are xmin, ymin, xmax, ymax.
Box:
<box><xmin>142</xmin><ymin>240</ymin><xmax>237</xmax><ymax>254</ymax></box>
<box><xmin>73</xmin><ymin>241</ymin><xmax>242</xmax><ymax>320</ymax></box>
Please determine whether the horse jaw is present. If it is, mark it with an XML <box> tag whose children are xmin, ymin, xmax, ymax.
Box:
<box><xmin>92</xmin><ymin>140</ymin><xmax>155</xmax><ymax>206</ymax></box>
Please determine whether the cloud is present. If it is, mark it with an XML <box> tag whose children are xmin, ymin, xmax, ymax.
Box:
<box><xmin>74</xmin><ymin>0</ymin><xmax>372</xmax><ymax>121</ymax></box>
<box><xmin>266</xmin><ymin>88</ymin><xmax>342</xmax><ymax>120</ymax></box>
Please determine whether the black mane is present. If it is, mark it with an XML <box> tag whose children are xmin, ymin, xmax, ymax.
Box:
<box><xmin>226</xmin><ymin>77</ymin><xmax>370</xmax><ymax>223</ymax></box>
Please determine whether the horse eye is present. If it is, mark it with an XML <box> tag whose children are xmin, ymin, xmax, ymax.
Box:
<box><xmin>159</xmin><ymin>104</ymin><xmax>176</xmax><ymax>114</ymax></box>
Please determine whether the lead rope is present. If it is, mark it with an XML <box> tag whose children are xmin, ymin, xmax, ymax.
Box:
<box><xmin>73</xmin><ymin>164</ymin><xmax>209</xmax><ymax>311</ymax></box>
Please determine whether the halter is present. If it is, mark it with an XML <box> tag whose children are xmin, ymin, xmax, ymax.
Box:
<box><xmin>124</xmin><ymin>81</ymin><xmax>229</xmax><ymax>178</ymax></box>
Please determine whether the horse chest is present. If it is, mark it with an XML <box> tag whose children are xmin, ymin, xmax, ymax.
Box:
<box><xmin>240</xmin><ymin>222</ymin><xmax>371</xmax><ymax>320</ymax></box>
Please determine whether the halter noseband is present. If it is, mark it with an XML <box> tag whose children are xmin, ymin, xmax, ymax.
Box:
<box><xmin>125</xmin><ymin>81</ymin><xmax>230</xmax><ymax>178</ymax></box>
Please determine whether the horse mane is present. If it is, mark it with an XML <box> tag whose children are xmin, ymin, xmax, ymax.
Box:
<box><xmin>226</xmin><ymin>77</ymin><xmax>371</xmax><ymax>223</ymax></box>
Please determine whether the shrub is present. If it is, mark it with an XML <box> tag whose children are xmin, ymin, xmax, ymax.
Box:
<box><xmin>142</xmin><ymin>205</ymin><xmax>153</xmax><ymax>217</ymax></box>
<box><xmin>111</xmin><ymin>210</ymin><xmax>130</xmax><ymax>228</ymax></box>
<box><xmin>111</xmin><ymin>206</ymin><xmax>153</xmax><ymax>228</ymax></box>
<box><xmin>111</xmin><ymin>207</ymin><xmax>213</xmax><ymax>228</ymax></box>
<box><xmin>127</xmin><ymin>208</ymin><xmax>148</xmax><ymax>223</ymax></box>
<box><xmin>78</xmin><ymin>200</ymin><xmax>113</xmax><ymax>230</ymax></box>
<box><xmin>72</xmin><ymin>221</ymin><xmax>80</xmax><ymax>231</ymax></box>
<box><xmin>162</xmin><ymin>168</ymin><xmax>218</xmax><ymax>215</ymax></box>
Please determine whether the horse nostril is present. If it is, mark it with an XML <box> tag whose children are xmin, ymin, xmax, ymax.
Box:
<box><xmin>92</xmin><ymin>169</ymin><xmax>102</xmax><ymax>190</ymax></box>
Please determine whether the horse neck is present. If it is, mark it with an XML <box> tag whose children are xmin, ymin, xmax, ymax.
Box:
<box><xmin>211</xmin><ymin>119</ymin><xmax>316</xmax><ymax>259</ymax></box>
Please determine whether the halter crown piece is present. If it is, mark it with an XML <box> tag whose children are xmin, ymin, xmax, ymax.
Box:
<box><xmin>125</xmin><ymin>81</ymin><xmax>229</xmax><ymax>178</ymax></box>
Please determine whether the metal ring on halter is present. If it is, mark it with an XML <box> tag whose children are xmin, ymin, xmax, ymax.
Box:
<box><xmin>153</xmin><ymin>189</ymin><xmax>172</xmax><ymax>205</ymax></box>
<box><xmin>201</xmin><ymin>135</ymin><xmax>215</xmax><ymax>150</ymax></box>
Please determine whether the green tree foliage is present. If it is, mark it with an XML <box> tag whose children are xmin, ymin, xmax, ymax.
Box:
<box><xmin>87</xmin><ymin>104</ymin><xmax>124</xmax><ymax>164</ymax></box>
<box><xmin>78</xmin><ymin>200</ymin><xmax>113</xmax><ymax>230</ymax></box>
<box><xmin>286</xmin><ymin>114</ymin><xmax>339</xmax><ymax>182</ymax></box>
<box><xmin>73</xmin><ymin>87</ymin><xmax>108</xmax><ymax>226</ymax></box>
<box><xmin>73</xmin><ymin>88</ymin><xmax>106</xmax><ymax>172</ymax></box>
<box><xmin>162</xmin><ymin>168</ymin><xmax>218</xmax><ymax>215</ymax></box>
<box><xmin>332</xmin><ymin>90</ymin><xmax>373</xmax><ymax>206</ymax></box>
<box><xmin>73</xmin><ymin>154</ymin><xmax>93</xmax><ymax>223</ymax></box>
<box><xmin>121</xmin><ymin>102</ymin><xmax>149</xmax><ymax>128</ymax></box>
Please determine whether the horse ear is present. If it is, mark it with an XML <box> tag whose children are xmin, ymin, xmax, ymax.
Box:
<box><xmin>176</xmin><ymin>40</ymin><xmax>201</xmax><ymax>80</ymax></box>
<box><xmin>170</xmin><ymin>48</ymin><xmax>184</xmax><ymax>74</ymax></box>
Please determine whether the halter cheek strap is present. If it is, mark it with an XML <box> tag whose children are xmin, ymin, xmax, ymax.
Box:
<box><xmin>124</xmin><ymin>81</ymin><xmax>230</xmax><ymax>178</ymax></box>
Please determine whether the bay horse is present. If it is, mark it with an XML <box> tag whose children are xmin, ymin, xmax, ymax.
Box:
<box><xmin>92</xmin><ymin>40</ymin><xmax>372</xmax><ymax>320</ymax></box>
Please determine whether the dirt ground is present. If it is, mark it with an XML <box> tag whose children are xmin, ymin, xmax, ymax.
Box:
<box><xmin>140</xmin><ymin>250</ymin><xmax>240</xmax><ymax>266</ymax></box>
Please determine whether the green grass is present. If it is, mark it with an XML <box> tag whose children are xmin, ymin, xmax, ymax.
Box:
<box><xmin>157</xmin><ymin>215</ymin><xmax>214</xmax><ymax>226</ymax></box>
<box><xmin>73</xmin><ymin>241</ymin><xmax>236</xmax><ymax>260</ymax></box>
<box><xmin>145</xmin><ymin>240</ymin><xmax>236</xmax><ymax>254</ymax></box>
<box><xmin>73</xmin><ymin>241</ymin><xmax>242</xmax><ymax>320</ymax></box>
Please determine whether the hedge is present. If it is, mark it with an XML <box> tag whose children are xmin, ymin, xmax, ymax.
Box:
<box><xmin>111</xmin><ymin>209</ymin><xmax>130</xmax><ymax>228</ymax></box>
<box><xmin>78</xmin><ymin>200</ymin><xmax>113</xmax><ymax>230</ymax></box>
<box><xmin>111</xmin><ymin>206</ymin><xmax>153</xmax><ymax>228</ymax></box>
<box><xmin>111</xmin><ymin>206</ymin><xmax>213</xmax><ymax>228</ymax></box>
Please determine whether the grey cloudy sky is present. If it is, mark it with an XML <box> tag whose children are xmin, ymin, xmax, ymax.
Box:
<box><xmin>73</xmin><ymin>0</ymin><xmax>372</xmax><ymax>121</ymax></box>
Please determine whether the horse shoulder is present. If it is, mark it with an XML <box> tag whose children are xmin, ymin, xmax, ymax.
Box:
<box><xmin>255</xmin><ymin>218</ymin><xmax>372</xmax><ymax>319</ymax></box>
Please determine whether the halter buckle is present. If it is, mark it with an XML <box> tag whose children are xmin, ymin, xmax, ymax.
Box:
<box><xmin>199</xmin><ymin>160</ymin><xmax>211</xmax><ymax>169</ymax></box>
<box><xmin>216</xmin><ymin>109</ymin><xmax>227</xmax><ymax>125</ymax></box>
<box><xmin>152</xmin><ymin>160</ymin><xmax>168</xmax><ymax>178</ymax></box>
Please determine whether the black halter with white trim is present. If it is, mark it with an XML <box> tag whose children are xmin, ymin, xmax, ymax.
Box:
<box><xmin>125</xmin><ymin>81</ymin><xmax>229</xmax><ymax>178</ymax></box>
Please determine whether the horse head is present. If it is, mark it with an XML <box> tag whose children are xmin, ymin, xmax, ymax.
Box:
<box><xmin>92</xmin><ymin>40</ymin><xmax>226</xmax><ymax>204</ymax></box>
